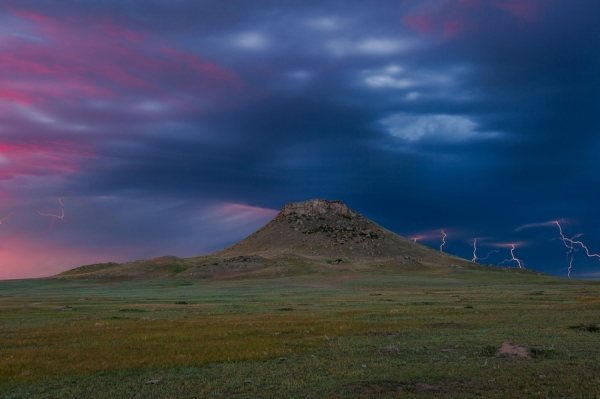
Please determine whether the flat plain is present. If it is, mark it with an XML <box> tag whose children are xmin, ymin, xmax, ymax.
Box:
<box><xmin>1</xmin><ymin>263</ymin><xmax>600</xmax><ymax>398</ymax></box>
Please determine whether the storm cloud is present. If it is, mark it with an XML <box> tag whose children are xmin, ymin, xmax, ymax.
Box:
<box><xmin>1</xmin><ymin>0</ymin><xmax>599</xmax><ymax>278</ymax></box>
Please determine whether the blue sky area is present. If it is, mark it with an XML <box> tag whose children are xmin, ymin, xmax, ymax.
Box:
<box><xmin>0</xmin><ymin>0</ymin><xmax>599</xmax><ymax>279</ymax></box>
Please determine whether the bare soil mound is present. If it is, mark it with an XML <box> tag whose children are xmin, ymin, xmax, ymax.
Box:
<box><xmin>496</xmin><ymin>342</ymin><xmax>531</xmax><ymax>358</ymax></box>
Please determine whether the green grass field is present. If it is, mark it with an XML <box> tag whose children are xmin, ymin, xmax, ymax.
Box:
<box><xmin>1</xmin><ymin>264</ymin><xmax>600</xmax><ymax>398</ymax></box>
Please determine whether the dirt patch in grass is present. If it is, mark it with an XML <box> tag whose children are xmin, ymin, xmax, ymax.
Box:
<box><xmin>496</xmin><ymin>342</ymin><xmax>531</xmax><ymax>358</ymax></box>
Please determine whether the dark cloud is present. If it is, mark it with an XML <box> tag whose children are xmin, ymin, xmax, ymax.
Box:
<box><xmin>1</xmin><ymin>0</ymin><xmax>599</xmax><ymax>278</ymax></box>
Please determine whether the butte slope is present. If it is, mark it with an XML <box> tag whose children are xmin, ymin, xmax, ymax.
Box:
<box><xmin>55</xmin><ymin>199</ymin><xmax>478</xmax><ymax>280</ymax></box>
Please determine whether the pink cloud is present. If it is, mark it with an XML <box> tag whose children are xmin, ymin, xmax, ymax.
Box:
<box><xmin>215</xmin><ymin>203</ymin><xmax>279</xmax><ymax>224</ymax></box>
<box><xmin>402</xmin><ymin>0</ymin><xmax>543</xmax><ymax>38</ymax></box>
<box><xmin>0</xmin><ymin>88</ymin><xmax>34</xmax><ymax>105</ymax></box>
<box><xmin>0</xmin><ymin>51</ymin><xmax>55</xmax><ymax>75</ymax></box>
<box><xmin>514</xmin><ymin>220</ymin><xmax>559</xmax><ymax>232</ymax></box>
<box><xmin>0</xmin><ymin>80</ymin><xmax>117</xmax><ymax>104</ymax></box>
<box><xmin>0</xmin><ymin>142</ymin><xmax>96</xmax><ymax>181</ymax></box>
<box><xmin>402</xmin><ymin>14</ymin><xmax>434</xmax><ymax>33</ymax></box>
<box><xmin>443</xmin><ymin>19</ymin><xmax>461</xmax><ymax>38</ymax></box>
<box><xmin>409</xmin><ymin>230</ymin><xmax>448</xmax><ymax>243</ymax></box>
<box><xmin>491</xmin><ymin>0</ymin><xmax>542</xmax><ymax>20</ymax></box>
<box><xmin>7</xmin><ymin>8</ymin><xmax>50</xmax><ymax>22</ymax></box>
<box><xmin>489</xmin><ymin>241</ymin><xmax>530</xmax><ymax>248</ymax></box>
<box><xmin>160</xmin><ymin>46</ymin><xmax>244</xmax><ymax>91</ymax></box>
<box><xmin>402</xmin><ymin>3</ymin><xmax>470</xmax><ymax>38</ymax></box>
<box><xmin>3</xmin><ymin>9</ymin><xmax>244</xmax><ymax>109</ymax></box>
<box><xmin>93</xmin><ymin>17</ymin><xmax>144</xmax><ymax>43</ymax></box>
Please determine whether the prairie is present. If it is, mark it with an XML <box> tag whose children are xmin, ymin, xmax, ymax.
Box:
<box><xmin>1</xmin><ymin>264</ymin><xmax>600</xmax><ymax>398</ymax></box>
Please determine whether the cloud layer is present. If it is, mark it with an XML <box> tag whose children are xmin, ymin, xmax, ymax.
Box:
<box><xmin>1</xmin><ymin>0</ymin><xmax>599</xmax><ymax>278</ymax></box>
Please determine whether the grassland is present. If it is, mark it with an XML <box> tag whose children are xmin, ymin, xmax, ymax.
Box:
<box><xmin>1</xmin><ymin>264</ymin><xmax>600</xmax><ymax>398</ymax></box>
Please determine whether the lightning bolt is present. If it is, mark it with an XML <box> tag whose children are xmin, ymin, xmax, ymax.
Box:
<box><xmin>0</xmin><ymin>212</ymin><xmax>14</xmax><ymax>225</ymax></box>
<box><xmin>38</xmin><ymin>198</ymin><xmax>65</xmax><ymax>232</ymax></box>
<box><xmin>478</xmin><ymin>249</ymin><xmax>499</xmax><ymax>261</ymax></box>
<box><xmin>499</xmin><ymin>244</ymin><xmax>523</xmax><ymax>269</ymax></box>
<box><xmin>553</xmin><ymin>220</ymin><xmax>600</xmax><ymax>278</ymax></box>
<box><xmin>411</xmin><ymin>235</ymin><xmax>424</xmax><ymax>243</ymax></box>
<box><xmin>554</xmin><ymin>221</ymin><xmax>577</xmax><ymax>277</ymax></box>
<box><xmin>440</xmin><ymin>230</ymin><xmax>447</xmax><ymax>252</ymax></box>
<box><xmin>472</xmin><ymin>238</ymin><xmax>499</xmax><ymax>263</ymax></box>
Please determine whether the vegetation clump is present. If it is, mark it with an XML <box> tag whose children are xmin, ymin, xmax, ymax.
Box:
<box><xmin>530</xmin><ymin>346</ymin><xmax>559</xmax><ymax>358</ymax></box>
<box><xmin>481</xmin><ymin>344</ymin><xmax>499</xmax><ymax>356</ymax></box>
<box><xmin>570</xmin><ymin>323</ymin><xmax>600</xmax><ymax>332</ymax></box>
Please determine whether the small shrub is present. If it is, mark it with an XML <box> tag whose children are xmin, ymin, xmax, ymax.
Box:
<box><xmin>169</xmin><ymin>266</ymin><xmax>186</xmax><ymax>276</ymax></box>
<box><xmin>530</xmin><ymin>347</ymin><xmax>558</xmax><ymax>358</ymax></box>
<box><xmin>570</xmin><ymin>323</ymin><xmax>600</xmax><ymax>332</ymax></box>
<box><xmin>481</xmin><ymin>344</ymin><xmax>498</xmax><ymax>356</ymax></box>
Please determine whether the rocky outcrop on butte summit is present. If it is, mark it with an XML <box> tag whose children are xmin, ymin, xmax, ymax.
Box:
<box><xmin>280</xmin><ymin>199</ymin><xmax>357</xmax><ymax>218</ymax></box>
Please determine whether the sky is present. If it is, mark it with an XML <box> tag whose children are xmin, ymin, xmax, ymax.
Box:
<box><xmin>1</xmin><ymin>0</ymin><xmax>600</xmax><ymax>279</ymax></box>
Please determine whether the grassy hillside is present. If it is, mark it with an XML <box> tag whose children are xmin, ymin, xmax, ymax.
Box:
<box><xmin>1</xmin><ymin>264</ymin><xmax>600</xmax><ymax>398</ymax></box>
<box><xmin>54</xmin><ymin>199</ymin><xmax>506</xmax><ymax>281</ymax></box>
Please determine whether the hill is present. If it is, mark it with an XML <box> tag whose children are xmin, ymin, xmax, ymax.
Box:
<box><xmin>54</xmin><ymin>199</ymin><xmax>516</xmax><ymax>280</ymax></box>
